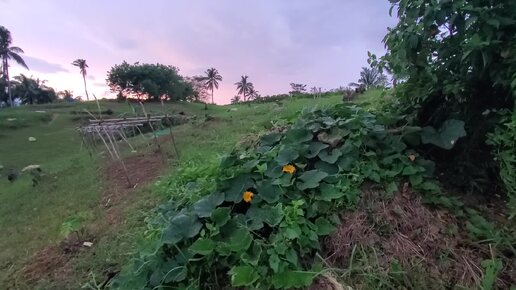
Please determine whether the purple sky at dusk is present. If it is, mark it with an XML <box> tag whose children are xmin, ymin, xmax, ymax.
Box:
<box><xmin>1</xmin><ymin>0</ymin><xmax>397</xmax><ymax>104</ymax></box>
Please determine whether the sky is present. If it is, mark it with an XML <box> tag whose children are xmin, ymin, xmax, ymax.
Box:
<box><xmin>0</xmin><ymin>0</ymin><xmax>397</xmax><ymax>104</ymax></box>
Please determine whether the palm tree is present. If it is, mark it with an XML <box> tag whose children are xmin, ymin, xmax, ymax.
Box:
<box><xmin>72</xmin><ymin>58</ymin><xmax>89</xmax><ymax>101</ymax></box>
<box><xmin>0</xmin><ymin>26</ymin><xmax>29</xmax><ymax>107</ymax></box>
<box><xmin>58</xmin><ymin>90</ymin><xmax>74</xmax><ymax>101</ymax></box>
<box><xmin>202</xmin><ymin>68</ymin><xmax>222</xmax><ymax>104</ymax></box>
<box><xmin>14</xmin><ymin>74</ymin><xmax>50</xmax><ymax>104</ymax></box>
<box><xmin>349</xmin><ymin>67</ymin><xmax>388</xmax><ymax>90</ymax></box>
<box><xmin>235</xmin><ymin>75</ymin><xmax>254</xmax><ymax>102</ymax></box>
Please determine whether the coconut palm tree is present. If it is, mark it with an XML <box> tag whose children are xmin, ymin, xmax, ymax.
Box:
<box><xmin>349</xmin><ymin>67</ymin><xmax>388</xmax><ymax>90</ymax></box>
<box><xmin>202</xmin><ymin>68</ymin><xmax>222</xmax><ymax>104</ymax></box>
<box><xmin>13</xmin><ymin>74</ymin><xmax>54</xmax><ymax>104</ymax></box>
<box><xmin>235</xmin><ymin>75</ymin><xmax>254</xmax><ymax>102</ymax></box>
<box><xmin>0</xmin><ymin>26</ymin><xmax>29</xmax><ymax>107</ymax></box>
<box><xmin>72</xmin><ymin>58</ymin><xmax>89</xmax><ymax>101</ymax></box>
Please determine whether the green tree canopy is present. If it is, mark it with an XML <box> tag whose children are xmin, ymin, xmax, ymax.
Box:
<box><xmin>12</xmin><ymin>74</ymin><xmax>57</xmax><ymax>104</ymax></box>
<box><xmin>106</xmin><ymin>61</ymin><xmax>194</xmax><ymax>101</ymax></box>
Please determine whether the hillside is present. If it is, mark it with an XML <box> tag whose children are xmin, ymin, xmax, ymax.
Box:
<box><xmin>0</xmin><ymin>95</ymin><xmax>343</xmax><ymax>289</ymax></box>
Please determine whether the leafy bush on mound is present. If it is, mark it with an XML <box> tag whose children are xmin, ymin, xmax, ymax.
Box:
<box><xmin>113</xmin><ymin>104</ymin><xmax>454</xmax><ymax>289</ymax></box>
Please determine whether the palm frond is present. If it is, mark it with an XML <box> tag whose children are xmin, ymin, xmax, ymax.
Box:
<box><xmin>8</xmin><ymin>52</ymin><xmax>29</xmax><ymax>69</ymax></box>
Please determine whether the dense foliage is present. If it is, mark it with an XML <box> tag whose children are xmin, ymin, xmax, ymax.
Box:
<box><xmin>113</xmin><ymin>104</ymin><xmax>461</xmax><ymax>289</ymax></box>
<box><xmin>371</xmin><ymin>0</ymin><xmax>516</xmax><ymax>201</ymax></box>
<box><xmin>107</xmin><ymin>62</ymin><xmax>194</xmax><ymax>101</ymax></box>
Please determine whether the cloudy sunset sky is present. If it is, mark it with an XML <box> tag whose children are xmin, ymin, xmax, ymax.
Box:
<box><xmin>1</xmin><ymin>0</ymin><xmax>396</xmax><ymax>104</ymax></box>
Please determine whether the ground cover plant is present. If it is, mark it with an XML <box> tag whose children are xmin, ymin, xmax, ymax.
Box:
<box><xmin>112</xmin><ymin>102</ymin><xmax>515</xmax><ymax>289</ymax></box>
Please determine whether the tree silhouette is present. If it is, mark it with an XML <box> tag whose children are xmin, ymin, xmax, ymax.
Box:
<box><xmin>0</xmin><ymin>26</ymin><xmax>29</xmax><ymax>106</ymax></box>
<box><xmin>349</xmin><ymin>67</ymin><xmax>388</xmax><ymax>90</ymax></box>
<box><xmin>72</xmin><ymin>58</ymin><xmax>89</xmax><ymax>101</ymax></box>
<box><xmin>202</xmin><ymin>68</ymin><xmax>222</xmax><ymax>104</ymax></box>
<box><xmin>235</xmin><ymin>75</ymin><xmax>254</xmax><ymax>102</ymax></box>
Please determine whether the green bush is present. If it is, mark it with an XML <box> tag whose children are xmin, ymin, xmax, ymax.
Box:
<box><xmin>371</xmin><ymin>0</ymin><xmax>516</xmax><ymax>195</ymax></box>
<box><xmin>112</xmin><ymin>105</ymin><xmax>447</xmax><ymax>289</ymax></box>
<box><xmin>488</xmin><ymin>108</ymin><xmax>516</xmax><ymax>217</ymax></box>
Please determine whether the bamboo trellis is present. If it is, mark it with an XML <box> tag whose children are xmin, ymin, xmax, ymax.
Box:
<box><xmin>78</xmin><ymin>113</ymin><xmax>180</xmax><ymax>187</ymax></box>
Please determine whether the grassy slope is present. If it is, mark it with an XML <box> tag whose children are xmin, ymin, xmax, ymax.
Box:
<box><xmin>0</xmin><ymin>95</ymin><xmax>343</xmax><ymax>289</ymax></box>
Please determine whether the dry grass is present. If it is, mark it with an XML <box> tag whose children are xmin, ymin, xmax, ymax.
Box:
<box><xmin>322</xmin><ymin>184</ymin><xmax>514</xmax><ymax>289</ymax></box>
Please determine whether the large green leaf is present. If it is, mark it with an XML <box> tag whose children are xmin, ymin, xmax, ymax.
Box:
<box><xmin>229</xmin><ymin>266</ymin><xmax>259</xmax><ymax>287</ymax></box>
<box><xmin>228</xmin><ymin>228</ymin><xmax>253</xmax><ymax>253</ymax></box>
<box><xmin>315</xmin><ymin>217</ymin><xmax>336</xmax><ymax>235</ymax></box>
<box><xmin>305</xmin><ymin>142</ymin><xmax>329</xmax><ymax>158</ymax></box>
<box><xmin>318</xmin><ymin>148</ymin><xmax>342</xmax><ymax>164</ymax></box>
<box><xmin>257</xmin><ymin>181</ymin><xmax>282</xmax><ymax>203</ymax></box>
<box><xmin>316</xmin><ymin>183</ymin><xmax>345</xmax><ymax>201</ymax></box>
<box><xmin>261</xmin><ymin>132</ymin><xmax>282</xmax><ymax>146</ymax></box>
<box><xmin>189</xmin><ymin>238</ymin><xmax>215</xmax><ymax>255</ymax></box>
<box><xmin>296</xmin><ymin>170</ymin><xmax>328</xmax><ymax>190</ymax></box>
<box><xmin>421</xmin><ymin>119</ymin><xmax>466</xmax><ymax>150</ymax></box>
<box><xmin>241</xmin><ymin>242</ymin><xmax>262</xmax><ymax>266</ymax></box>
<box><xmin>284</xmin><ymin>128</ymin><xmax>313</xmax><ymax>144</ymax></box>
<box><xmin>224</xmin><ymin>174</ymin><xmax>254</xmax><ymax>202</ymax></box>
<box><xmin>211</xmin><ymin>207</ymin><xmax>231</xmax><ymax>226</ymax></box>
<box><xmin>271</xmin><ymin>270</ymin><xmax>314</xmax><ymax>289</ymax></box>
<box><xmin>276</xmin><ymin>148</ymin><xmax>300</xmax><ymax>165</ymax></box>
<box><xmin>193</xmin><ymin>192</ymin><xmax>224</xmax><ymax>218</ymax></box>
<box><xmin>163</xmin><ymin>214</ymin><xmax>202</xmax><ymax>244</ymax></box>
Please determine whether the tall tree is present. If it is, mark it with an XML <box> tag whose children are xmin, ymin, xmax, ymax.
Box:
<box><xmin>349</xmin><ymin>67</ymin><xmax>387</xmax><ymax>90</ymax></box>
<box><xmin>0</xmin><ymin>26</ymin><xmax>29</xmax><ymax>107</ymax></box>
<box><xmin>72</xmin><ymin>58</ymin><xmax>89</xmax><ymax>101</ymax></box>
<box><xmin>202</xmin><ymin>68</ymin><xmax>222</xmax><ymax>104</ymax></box>
<box><xmin>235</xmin><ymin>75</ymin><xmax>253</xmax><ymax>102</ymax></box>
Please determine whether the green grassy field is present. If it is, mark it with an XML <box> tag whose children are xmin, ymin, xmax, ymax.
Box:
<box><xmin>0</xmin><ymin>94</ymin><xmax>344</xmax><ymax>289</ymax></box>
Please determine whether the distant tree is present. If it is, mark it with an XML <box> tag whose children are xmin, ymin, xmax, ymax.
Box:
<box><xmin>106</xmin><ymin>61</ymin><xmax>193</xmax><ymax>101</ymax></box>
<box><xmin>202</xmin><ymin>68</ymin><xmax>222</xmax><ymax>104</ymax></box>
<box><xmin>289</xmin><ymin>83</ymin><xmax>307</xmax><ymax>95</ymax></box>
<box><xmin>230</xmin><ymin>95</ymin><xmax>241</xmax><ymax>104</ymax></box>
<box><xmin>0</xmin><ymin>26</ymin><xmax>29</xmax><ymax>107</ymax></box>
<box><xmin>235</xmin><ymin>75</ymin><xmax>254</xmax><ymax>102</ymax></box>
<box><xmin>13</xmin><ymin>74</ymin><xmax>57</xmax><ymax>104</ymax></box>
<box><xmin>185</xmin><ymin>76</ymin><xmax>210</xmax><ymax>102</ymax></box>
<box><xmin>349</xmin><ymin>67</ymin><xmax>388</xmax><ymax>90</ymax></box>
<box><xmin>72</xmin><ymin>58</ymin><xmax>89</xmax><ymax>101</ymax></box>
<box><xmin>247</xmin><ymin>86</ymin><xmax>260</xmax><ymax>101</ymax></box>
<box><xmin>58</xmin><ymin>90</ymin><xmax>74</xmax><ymax>101</ymax></box>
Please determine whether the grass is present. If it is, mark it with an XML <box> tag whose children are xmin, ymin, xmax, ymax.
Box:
<box><xmin>0</xmin><ymin>95</ymin><xmax>343</xmax><ymax>289</ymax></box>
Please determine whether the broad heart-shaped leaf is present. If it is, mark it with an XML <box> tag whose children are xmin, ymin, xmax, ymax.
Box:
<box><xmin>163</xmin><ymin>214</ymin><xmax>202</xmax><ymax>244</ymax></box>
<box><xmin>315</xmin><ymin>217</ymin><xmax>335</xmax><ymax>235</ymax></box>
<box><xmin>421</xmin><ymin>119</ymin><xmax>466</xmax><ymax>150</ymax></box>
<box><xmin>257</xmin><ymin>181</ymin><xmax>282</xmax><ymax>203</ymax></box>
<box><xmin>276</xmin><ymin>148</ymin><xmax>300</xmax><ymax>165</ymax></box>
<box><xmin>224</xmin><ymin>174</ymin><xmax>254</xmax><ymax>202</ymax></box>
<box><xmin>305</xmin><ymin>142</ymin><xmax>329</xmax><ymax>158</ymax></box>
<box><xmin>271</xmin><ymin>270</ymin><xmax>314</xmax><ymax>289</ymax></box>
<box><xmin>261</xmin><ymin>132</ymin><xmax>282</xmax><ymax>146</ymax></box>
<box><xmin>189</xmin><ymin>238</ymin><xmax>215</xmax><ymax>255</ymax></box>
<box><xmin>211</xmin><ymin>207</ymin><xmax>231</xmax><ymax>226</ymax></box>
<box><xmin>227</xmin><ymin>228</ymin><xmax>253</xmax><ymax>253</ymax></box>
<box><xmin>246</xmin><ymin>204</ymin><xmax>283</xmax><ymax>227</ymax></box>
<box><xmin>315</xmin><ymin>160</ymin><xmax>340</xmax><ymax>175</ymax></box>
<box><xmin>192</xmin><ymin>192</ymin><xmax>224</xmax><ymax>218</ymax></box>
<box><xmin>318</xmin><ymin>148</ymin><xmax>342</xmax><ymax>164</ymax></box>
<box><xmin>296</xmin><ymin>170</ymin><xmax>328</xmax><ymax>190</ymax></box>
<box><xmin>241</xmin><ymin>242</ymin><xmax>262</xmax><ymax>266</ymax></box>
<box><xmin>337</xmin><ymin>155</ymin><xmax>356</xmax><ymax>171</ymax></box>
<box><xmin>265</xmin><ymin>163</ymin><xmax>283</xmax><ymax>178</ymax></box>
<box><xmin>229</xmin><ymin>265</ymin><xmax>259</xmax><ymax>287</ymax></box>
<box><xmin>284</xmin><ymin>128</ymin><xmax>313</xmax><ymax>144</ymax></box>
<box><xmin>316</xmin><ymin>183</ymin><xmax>345</xmax><ymax>201</ymax></box>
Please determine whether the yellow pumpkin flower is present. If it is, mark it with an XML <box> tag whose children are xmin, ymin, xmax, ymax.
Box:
<box><xmin>243</xmin><ymin>191</ymin><xmax>254</xmax><ymax>203</ymax></box>
<box><xmin>282</xmin><ymin>164</ymin><xmax>296</xmax><ymax>174</ymax></box>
